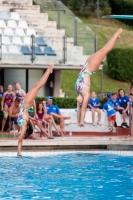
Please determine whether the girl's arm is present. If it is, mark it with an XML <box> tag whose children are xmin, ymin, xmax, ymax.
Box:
<box><xmin>1</xmin><ymin>93</ymin><xmax>5</xmax><ymax>111</ymax></box>
<box><xmin>42</xmin><ymin>101</ymin><xmax>47</xmax><ymax>114</ymax></box>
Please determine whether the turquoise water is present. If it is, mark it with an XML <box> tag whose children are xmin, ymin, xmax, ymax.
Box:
<box><xmin>0</xmin><ymin>153</ymin><xmax>133</xmax><ymax>199</ymax></box>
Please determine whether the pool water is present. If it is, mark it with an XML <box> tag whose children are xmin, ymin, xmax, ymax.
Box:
<box><xmin>0</xmin><ymin>153</ymin><xmax>133</xmax><ymax>200</ymax></box>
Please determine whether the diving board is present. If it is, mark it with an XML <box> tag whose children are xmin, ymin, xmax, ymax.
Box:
<box><xmin>102</xmin><ymin>15</ymin><xmax>133</xmax><ymax>20</ymax></box>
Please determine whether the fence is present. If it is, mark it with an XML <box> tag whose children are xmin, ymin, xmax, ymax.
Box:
<box><xmin>34</xmin><ymin>0</ymin><xmax>96</xmax><ymax>55</ymax></box>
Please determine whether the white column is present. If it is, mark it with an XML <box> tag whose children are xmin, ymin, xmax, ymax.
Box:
<box><xmin>53</xmin><ymin>70</ymin><xmax>61</xmax><ymax>97</ymax></box>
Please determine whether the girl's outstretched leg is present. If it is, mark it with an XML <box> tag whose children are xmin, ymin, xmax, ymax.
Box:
<box><xmin>80</xmin><ymin>86</ymin><xmax>90</xmax><ymax>126</ymax></box>
<box><xmin>86</xmin><ymin>28</ymin><xmax>123</xmax><ymax>72</ymax></box>
<box><xmin>77</xmin><ymin>102</ymin><xmax>81</xmax><ymax>126</ymax></box>
<box><xmin>24</xmin><ymin>63</ymin><xmax>54</xmax><ymax>109</ymax></box>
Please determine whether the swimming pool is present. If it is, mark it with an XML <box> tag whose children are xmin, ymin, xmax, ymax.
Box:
<box><xmin>0</xmin><ymin>153</ymin><xmax>133</xmax><ymax>199</ymax></box>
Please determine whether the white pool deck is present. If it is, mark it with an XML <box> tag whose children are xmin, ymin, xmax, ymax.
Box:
<box><xmin>0</xmin><ymin>136</ymin><xmax>133</xmax><ymax>147</ymax></box>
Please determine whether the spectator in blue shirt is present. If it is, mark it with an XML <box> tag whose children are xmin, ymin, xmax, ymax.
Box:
<box><xmin>110</xmin><ymin>92</ymin><xmax>124</xmax><ymax>111</ymax></box>
<box><xmin>129</xmin><ymin>80</ymin><xmax>133</xmax><ymax>138</ymax></box>
<box><xmin>89</xmin><ymin>92</ymin><xmax>101</xmax><ymax>126</ymax></box>
<box><xmin>103</xmin><ymin>97</ymin><xmax>116</xmax><ymax>132</ymax></box>
<box><xmin>117</xmin><ymin>89</ymin><xmax>130</xmax><ymax>128</ymax></box>
<box><xmin>0</xmin><ymin>85</ymin><xmax>4</xmax><ymax>97</ymax></box>
<box><xmin>45</xmin><ymin>96</ymin><xmax>70</xmax><ymax>136</ymax></box>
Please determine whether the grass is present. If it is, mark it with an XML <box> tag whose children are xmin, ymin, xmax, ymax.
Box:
<box><xmin>61</xmin><ymin>70</ymin><xmax>130</xmax><ymax>98</ymax></box>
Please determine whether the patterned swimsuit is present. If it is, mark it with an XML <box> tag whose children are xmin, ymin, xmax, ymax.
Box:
<box><xmin>17</xmin><ymin>100</ymin><xmax>34</xmax><ymax>127</ymax></box>
<box><xmin>75</xmin><ymin>62</ymin><xmax>96</xmax><ymax>93</ymax></box>
<box><xmin>5</xmin><ymin>92</ymin><xmax>14</xmax><ymax>108</ymax></box>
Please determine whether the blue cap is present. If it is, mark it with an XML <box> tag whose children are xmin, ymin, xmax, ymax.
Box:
<box><xmin>46</xmin><ymin>96</ymin><xmax>53</xmax><ymax>100</ymax></box>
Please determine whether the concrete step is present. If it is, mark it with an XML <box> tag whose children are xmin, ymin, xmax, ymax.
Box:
<box><xmin>0</xmin><ymin>4</ymin><xmax>40</xmax><ymax>13</ymax></box>
<box><xmin>0</xmin><ymin>0</ymin><xmax>33</xmax><ymax>6</ymax></box>
<box><xmin>20</xmin><ymin>12</ymin><xmax>48</xmax><ymax>20</ymax></box>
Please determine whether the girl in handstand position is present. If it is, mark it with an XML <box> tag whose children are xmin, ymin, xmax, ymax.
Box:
<box><xmin>17</xmin><ymin>64</ymin><xmax>54</xmax><ymax>156</ymax></box>
<box><xmin>75</xmin><ymin>28</ymin><xmax>123</xmax><ymax>126</ymax></box>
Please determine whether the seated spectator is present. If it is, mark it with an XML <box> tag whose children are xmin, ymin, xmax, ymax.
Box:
<box><xmin>117</xmin><ymin>89</ymin><xmax>130</xmax><ymax>128</ymax></box>
<box><xmin>36</xmin><ymin>102</ymin><xmax>60</xmax><ymax>136</ymax></box>
<box><xmin>103</xmin><ymin>97</ymin><xmax>116</xmax><ymax>132</ymax></box>
<box><xmin>1</xmin><ymin>84</ymin><xmax>15</xmax><ymax>132</ymax></box>
<box><xmin>129</xmin><ymin>80</ymin><xmax>133</xmax><ymax>137</ymax></box>
<box><xmin>9</xmin><ymin>97</ymin><xmax>21</xmax><ymax>134</ymax></box>
<box><xmin>45</xmin><ymin>96</ymin><xmax>71</xmax><ymax>136</ymax></box>
<box><xmin>107</xmin><ymin>92</ymin><xmax>111</xmax><ymax>100</ymax></box>
<box><xmin>89</xmin><ymin>92</ymin><xmax>101</xmax><ymax>126</ymax></box>
<box><xmin>0</xmin><ymin>85</ymin><xmax>4</xmax><ymax>97</ymax></box>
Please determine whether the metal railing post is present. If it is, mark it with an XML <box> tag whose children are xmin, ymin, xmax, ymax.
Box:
<box><xmin>74</xmin><ymin>17</ymin><xmax>77</xmax><ymax>45</ymax></box>
<box><xmin>0</xmin><ymin>34</ymin><xmax>2</xmax><ymax>61</ymax></box>
<box><xmin>30</xmin><ymin>34</ymin><xmax>35</xmax><ymax>63</ymax></box>
<box><xmin>97</xmin><ymin>0</ymin><xmax>100</xmax><ymax>25</ymax></box>
<box><xmin>101</xmin><ymin>64</ymin><xmax>103</xmax><ymax>92</ymax></box>
<box><xmin>41</xmin><ymin>0</ymin><xmax>44</xmax><ymax>13</ymax></box>
<box><xmin>63</xmin><ymin>35</ymin><xmax>67</xmax><ymax>64</ymax></box>
<box><xmin>94</xmin><ymin>35</ymin><xmax>97</xmax><ymax>53</ymax></box>
<box><xmin>57</xmin><ymin>1</ymin><xmax>60</xmax><ymax>29</ymax></box>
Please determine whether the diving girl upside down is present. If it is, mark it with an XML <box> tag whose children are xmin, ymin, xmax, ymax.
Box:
<box><xmin>17</xmin><ymin>64</ymin><xmax>54</xmax><ymax>157</ymax></box>
<box><xmin>75</xmin><ymin>28</ymin><xmax>123</xmax><ymax>127</ymax></box>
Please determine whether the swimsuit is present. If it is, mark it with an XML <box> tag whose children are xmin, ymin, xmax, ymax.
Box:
<box><xmin>4</xmin><ymin>91</ymin><xmax>14</xmax><ymax>108</ymax></box>
<box><xmin>38</xmin><ymin>112</ymin><xmax>43</xmax><ymax>120</ymax></box>
<box><xmin>16</xmin><ymin>91</ymin><xmax>23</xmax><ymax>98</ymax></box>
<box><xmin>17</xmin><ymin>100</ymin><xmax>34</xmax><ymax>127</ymax></box>
<box><xmin>75</xmin><ymin>62</ymin><xmax>96</xmax><ymax>93</ymax></box>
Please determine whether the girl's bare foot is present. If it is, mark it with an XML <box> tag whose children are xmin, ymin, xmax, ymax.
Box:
<box><xmin>48</xmin><ymin>63</ymin><xmax>54</xmax><ymax>73</ymax></box>
<box><xmin>60</xmin><ymin>131</ymin><xmax>64</xmax><ymax>136</ymax></box>
<box><xmin>17</xmin><ymin>154</ymin><xmax>22</xmax><ymax>157</ymax></box>
<box><xmin>80</xmin><ymin>123</ymin><xmax>85</xmax><ymax>127</ymax></box>
<box><xmin>116</xmin><ymin>28</ymin><xmax>123</xmax><ymax>39</ymax></box>
<box><xmin>47</xmin><ymin>136</ymin><xmax>54</xmax><ymax>139</ymax></box>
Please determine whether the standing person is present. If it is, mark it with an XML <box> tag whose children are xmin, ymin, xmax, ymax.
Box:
<box><xmin>0</xmin><ymin>85</ymin><xmax>4</xmax><ymax>97</ymax></box>
<box><xmin>75</xmin><ymin>28</ymin><xmax>122</xmax><ymax>126</ymax></box>
<box><xmin>89</xmin><ymin>91</ymin><xmax>101</xmax><ymax>126</ymax></box>
<box><xmin>9</xmin><ymin>97</ymin><xmax>21</xmax><ymax>134</ymax></box>
<box><xmin>46</xmin><ymin>96</ymin><xmax>71</xmax><ymax>136</ymax></box>
<box><xmin>15</xmin><ymin>82</ymin><xmax>26</xmax><ymax>100</ymax></box>
<box><xmin>17</xmin><ymin>64</ymin><xmax>54</xmax><ymax>157</ymax></box>
<box><xmin>117</xmin><ymin>89</ymin><xmax>130</xmax><ymax>128</ymax></box>
<box><xmin>102</xmin><ymin>97</ymin><xmax>116</xmax><ymax>132</ymax></box>
<box><xmin>129</xmin><ymin>80</ymin><xmax>133</xmax><ymax>138</ymax></box>
<box><xmin>1</xmin><ymin>84</ymin><xmax>15</xmax><ymax>132</ymax></box>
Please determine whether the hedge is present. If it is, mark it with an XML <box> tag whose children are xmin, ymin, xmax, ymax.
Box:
<box><xmin>106</xmin><ymin>48</ymin><xmax>133</xmax><ymax>82</ymax></box>
<box><xmin>35</xmin><ymin>97</ymin><xmax>77</xmax><ymax>108</ymax></box>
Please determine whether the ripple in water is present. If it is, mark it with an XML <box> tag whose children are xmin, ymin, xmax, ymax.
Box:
<box><xmin>0</xmin><ymin>154</ymin><xmax>133</xmax><ymax>199</ymax></box>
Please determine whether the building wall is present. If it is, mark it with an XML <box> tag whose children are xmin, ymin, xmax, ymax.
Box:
<box><xmin>3</xmin><ymin>69</ymin><xmax>59</xmax><ymax>97</ymax></box>
<box><xmin>53</xmin><ymin>70</ymin><xmax>61</xmax><ymax>96</ymax></box>
<box><xmin>4</xmin><ymin>69</ymin><xmax>26</xmax><ymax>91</ymax></box>
<box><xmin>28</xmin><ymin>69</ymin><xmax>45</xmax><ymax>97</ymax></box>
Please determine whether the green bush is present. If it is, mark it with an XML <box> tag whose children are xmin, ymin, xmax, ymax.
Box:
<box><xmin>35</xmin><ymin>97</ymin><xmax>77</xmax><ymax>108</ymax></box>
<box><xmin>106</xmin><ymin>48</ymin><xmax>133</xmax><ymax>82</ymax></box>
<box><xmin>67</xmin><ymin>0</ymin><xmax>110</xmax><ymax>17</ymax></box>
